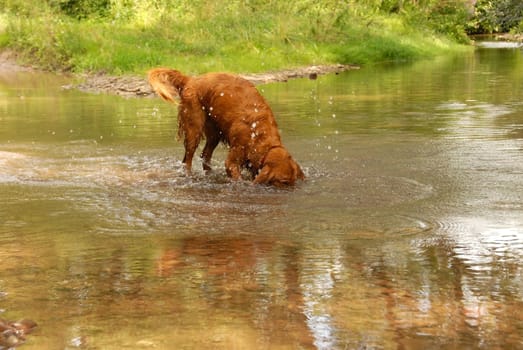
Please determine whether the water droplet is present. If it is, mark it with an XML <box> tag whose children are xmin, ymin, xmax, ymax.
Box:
<box><xmin>251</xmin><ymin>122</ymin><xmax>257</xmax><ymax>129</ymax></box>
<box><xmin>220</xmin><ymin>92</ymin><xmax>224</xmax><ymax>96</ymax></box>
<box><xmin>254</xmin><ymin>108</ymin><xmax>259</xmax><ymax>113</ymax></box>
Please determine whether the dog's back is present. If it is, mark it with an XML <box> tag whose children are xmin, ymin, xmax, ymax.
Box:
<box><xmin>191</xmin><ymin>73</ymin><xmax>275</xmax><ymax>122</ymax></box>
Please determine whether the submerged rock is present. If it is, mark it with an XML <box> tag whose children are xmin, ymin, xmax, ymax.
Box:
<box><xmin>0</xmin><ymin>319</ymin><xmax>37</xmax><ymax>348</ymax></box>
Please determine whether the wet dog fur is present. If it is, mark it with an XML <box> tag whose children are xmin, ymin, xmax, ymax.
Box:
<box><xmin>148</xmin><ymin>68</ymin><xmax>304</xmax><ymax>187</ymax></box>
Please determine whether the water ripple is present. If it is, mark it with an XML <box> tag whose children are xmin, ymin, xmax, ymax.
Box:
<box><xmin>433</xmin><ymin>217</ymin><xmax>523</xmax><ymax>271</ymax></box>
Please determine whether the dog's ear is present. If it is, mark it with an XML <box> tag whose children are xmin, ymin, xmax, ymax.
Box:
<box><xmin>255</xmin><ymin>148</ymin><xmax>304</xmax><ymax>186</ymax></box>
<box><xmin>254</xmin><ymin>163</ymin><xmax>295</xmax><ymax>187</ymax></box>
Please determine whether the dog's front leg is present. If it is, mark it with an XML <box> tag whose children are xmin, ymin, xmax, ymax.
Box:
<box><xmin>225</xmin><ymin>147</ymin><xmax>243</xmax><ymax>180</ymax></box>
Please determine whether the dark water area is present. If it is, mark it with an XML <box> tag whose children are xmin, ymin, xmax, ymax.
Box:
<box><xmin>1</xmin><ymin>45</ymin><xmax>522</xmax><ymax>349</ymax></box>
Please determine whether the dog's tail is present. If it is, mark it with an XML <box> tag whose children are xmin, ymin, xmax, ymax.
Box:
<box><xmin>147</xmin><ymin>68</ymin><xmax>190</xmax><ymax>103</ymax></box>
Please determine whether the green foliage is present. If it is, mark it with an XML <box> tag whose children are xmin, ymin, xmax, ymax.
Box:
<box><xmin>0</xmin><ymin>0</ymin><xmax>470</xmax><ymax>74</ymax></box>
<box><xmin>517</xmin><ymin>20</ymin><xmax>523</xmax><ymax>34</ymax></box>
<box><xmin>467</xmin><ymin>0</ymin><xmax>523</xmax><ymax>34</ymax></box>
<box><xmin>48</xmin><ymin>0</ymin><xmax>111</xmax><ymax>19</ymax></box>
<box><xmin>417</xmin><ymin>1</ymin><xmax>471</xmax><ymax>43</ymax></box>
<box><xmin>372</xmin><ymin>0</ymin><xmax>472</xmax><ymax>43</ymax></box>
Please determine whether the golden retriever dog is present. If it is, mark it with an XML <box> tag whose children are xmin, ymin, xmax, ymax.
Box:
<box><xmin>147</xmin><ymin>68</ymin><xmax>304</xmax><ymax>187</ymax></box>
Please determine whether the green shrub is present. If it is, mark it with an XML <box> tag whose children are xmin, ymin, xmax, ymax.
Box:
<box><xmin>49</xmin><ymin>0</ymin><xmax>111</xmax><ymax>19</ymax></box>
<box><xmin>0</xmin><ymin>0</ymin><xmax>470</xmax><ymax>74</ymax></box>
<box><xmin>467</xmin><ymin>0</ymin><xmax>523</xmax><ymax>34</ymax></box>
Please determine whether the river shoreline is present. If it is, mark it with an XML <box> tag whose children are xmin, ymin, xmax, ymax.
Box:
<box><xmin>6</xmin><ymin>31</ymin><xmax>521</xmax><ymax>98</ymax></box>
<box><xmin>1</xmin><ymin>50</ymin><xmax>358</xmax><ymax>97</ymax></box>
<box><xmin>68</xmin><ymin>64</ymin><xmax>359</xmax><ymax>98</ymax></box>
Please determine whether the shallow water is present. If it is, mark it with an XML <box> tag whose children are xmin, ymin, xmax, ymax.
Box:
<box><xmin>1</xmin><ymin>45</ymin><xmax>523</xmax><ymax>349</ymax></box>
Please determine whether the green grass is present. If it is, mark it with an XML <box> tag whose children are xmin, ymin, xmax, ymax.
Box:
<box><xmin>0</xmin><ymin>1</ymin><xmax>472</xmax><ymax>75</ymax></box>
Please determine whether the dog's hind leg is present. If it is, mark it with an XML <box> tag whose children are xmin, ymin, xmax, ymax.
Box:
<box><xmin>200</xmin><ymin>122</ymin><xmax>221</xmax><ymax>172</ymax></box>
<box><xmin>178</xmin><ymin>98</ymin><xmax>205</xmax><ymax>174</ymax></box>
<box><xmin>183</xmin><ymin>136</ymin><xmax>200</xmax><ymax>174</ymax></box>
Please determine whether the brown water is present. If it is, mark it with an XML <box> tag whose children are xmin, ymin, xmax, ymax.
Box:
<box><xmin>1</xmin><ymin>46</ymin><xmax>522</xmax><ymax>349</ymax></box>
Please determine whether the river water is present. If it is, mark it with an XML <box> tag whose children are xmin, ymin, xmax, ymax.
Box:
<box><xmin>1</xmin><ymin>45</ymin><xmax>522</xmax><ymax>349</ymax></box>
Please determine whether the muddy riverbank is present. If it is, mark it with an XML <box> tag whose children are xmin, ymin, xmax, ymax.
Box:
<box><xmin>1</xmin><ymin>51</ymin><xmax>357</xmax><ymax>97</ymax></box>
<box><xmin>0</xmin><ymin>50</ymin><xmax>34</xmax><ymax>72</ymax></box>
<box><xmin>68</xmin><ymin>64</ymin><xmax>358</xmax><ymax>97</ymax></box>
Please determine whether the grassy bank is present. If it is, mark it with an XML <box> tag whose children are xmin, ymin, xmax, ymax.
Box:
<box><xmin>0</xmin><ymin>1</ymin><xmax>472</xmax><ymax>75</ymax></box>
